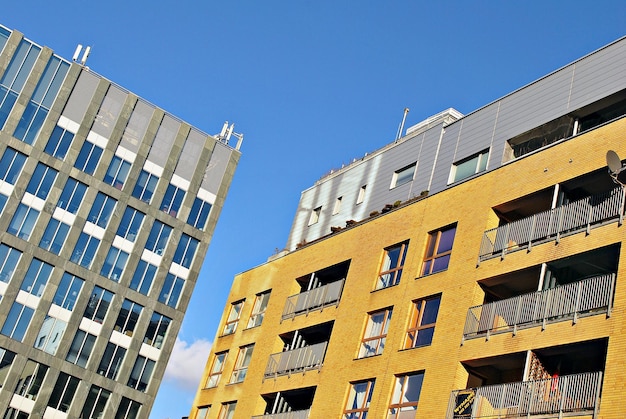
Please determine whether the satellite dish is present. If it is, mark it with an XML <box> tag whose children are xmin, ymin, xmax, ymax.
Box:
<box><xmin>606</xmin><ymin>150</ymin><xmax>623</xmax><ymax>175</ymax></box>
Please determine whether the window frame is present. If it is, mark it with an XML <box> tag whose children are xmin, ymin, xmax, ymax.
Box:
<box><xmin>343</xmin><ymin>379</ymin><xmax>375</xmax><ymax>418</ymax></box>
<box><xmin>391</xmin><ymin>162</ymin><xmax>417</xmax><ymax>189</ymax></box>
<box><xmin>421</xmin><ymin>224</ymin><xmax>456</xmax><ymax>276</ymax></box>
<box><xmin>222</xmin><ymin>300</ymin><xmax>244</xmax><ymax>335</ymax></box>
<box><xmin>247</xmin><ymin>291</ymin><xmax>271</xmax><ymax>329</ymax></box>
<box><xmin>388</xmin><ymin>371</ymin><xmax>425</xmax><ymax>416</ymax></box>
<box><xmin>405</xmin><ymin>295</ymin><xmax>441</xmax><ymax>349</ymax></box>
<box><xmin>308</xmin><ymin>206</ymin><xmax>322</xmax><ymax>225</ymax></box>
<box><xmin>450</xmin><ymin>149</ymin><xmax>489</xmax><ymax>184</ymax></box>
<box><xmin>375</xmin><ymin>241</ymin><xmax>409</xmax><ymax>290</ymax></box>
<box><xmin>230</xmin><ymin>344</ymin><xmax>254</xmax><ymax>384</ymax></box>
<box><xmin>358</xmin><ymin>308</ymin><xmax>393</xmax><ymax>358</ymax></box>
<box><xmin>206</xmin><ymin>351</ymin><xmax>228</xmax><ymax>388</ymax></box>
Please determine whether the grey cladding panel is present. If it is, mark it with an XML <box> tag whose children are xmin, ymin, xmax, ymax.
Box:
<box><xmin>452</xmin><ymin>103</ymin><xmax>500</xmax><ymax>163</ymax></box>
<box><xmin>203</xmin><ymin>142</ymin><xmax>232</xmax><ymax>195</ymax></box>
<box><xmin>148</xmin><ymin>114</ymin><xmax>180</xmax><ymax>168</ymax></box>
<box><xmin>175</xmin><ymin>128</ymin><xmax>205</xmax><ymax>182</ymax></box>
<box><xmin>120</xmin><ymin>99</ymin><xmax>154</xmax><ymax>153</ymax></box>
<box><xmin>61</xmin><ymin>70</ymin><xmax>99</xmax><ymax>126</ymax></box>
<box><xmin>91</xmin><ymin>84</ymin><xmax>127</xmax><ymax>140</ymax></box>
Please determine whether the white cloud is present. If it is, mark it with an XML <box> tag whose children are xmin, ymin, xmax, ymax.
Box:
<box><xmin>163</xmin><ymin>337</ymin><xmax>212</xmax><ymax>391</ymax></box>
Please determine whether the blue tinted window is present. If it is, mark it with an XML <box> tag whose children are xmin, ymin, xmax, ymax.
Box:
<box><xmin>53</xmin><ymin>272</ymin><xmax>84</xmax><ymax>311</ymax></box>
<box><xmin>57</xmin><ymin>177</ymin><xmax>87</xmax><ymax>214</ymax></box>
<box><xmin>159</xmin><ymin>273</ymin><xmax>184</xmax><ymax>308</ymax></box>
<box><xmin>116</xmin><ymin>207</ymin><xmax>144</xmax><ymax>242</ymax></box>
<box><xmin>0</xmin><ymin>193</ymin><xmax>6</xmax><ymax>214</ymax></box>
<box><xmin>187</xmin><ymin>197</ymin><xmax>212</xmax><ymax>230</ymax></box>
<box><xmin>74</xmin><ymin>141</ymin><xmax>103</xmax><ymax>175</ymax></box>
<box><xmin>87</xmin><ymin>192</ymin><xmax>117</xmax><ymax>228</ymax></box>
<box><xmin>145</xmin><ymin>221</ymin><xmax>172</xmax><ymax>254</ymax></box>
<box><xmin>84</xmin><ymin>286</ymin><xmax>114</xmax><ymax>323</ymax></box>
<box><xmin>130</xmin><ymin>260</ymin><xmax>156</xmax><ymax>296</ymax></box>
<box><xmin>44</xmin><ymin>125</ymin><xmax>74</xmax><ymax>159</ymax></box>
<box><xmin>144</xmin><ymin>312</ymin><xmax>171</xmax><ymax>349</ymax></box>
<box><xmin>0</xmin><ymin>27</ymin><xmax>9</xmax><ymax>51</ymax></box>
<box><xmin>39</xmin><ymin>218</ymin><xmax>71</xmax><ymax>254</ymax></box>
<box><xmin>21</xmin><ymin>258</ymin><xmax>53</xmax><ymax>297</ymax></box>
<box><xmin>0</xmin><ymin>147</ymin><xmax>27</xmax><ymax>184</ymax></box>
<box><xmin>173</xmin><ymin>234</ymin><xmax>199</xmax><ymax>268</ymax></box>
<box><xmin>1</xmin><ymin>303</ymin><xmax>34</xmax><ymax>341</ymax></box>
<box><xmin>100</xmin><ymin>246</ymin><xmax>129</xmax><ymax>282</ymax></box>
<box><xmin>8</xmin><ymin>203</ymin><xmax>39</xmax><ymax>240</ymax></box>
<box><xmin>71</xmin><ymin>232</ymin><xmax>100</xmax><ymax>268</ymax></box>
<box><xmin>66</xmin><ymin>330</ymin><xmax>96</xmax><ymax>367</ymax></box>
<box><xmin>104</xmin><ymin>156</ymin><xmax>131</xmax><ymax>189</ymax></box>
<box><xmin>26</xmin><ymin>163</ymin><xmax>58</xmax><ymax>199</ymax></box>
<box><xmin>160</xmin><ymin>184</ymin><xmax>185</xmax><ymax>216</ymax></box>
<box><xmin>132</xmin><ymin>170</ymin><xmax>158</xmax><ymax>203</ymax></box>
<box><xmin>0</xmin><ymin>244</ymin><xmax>22</xmax><ymax>283</ymax></box>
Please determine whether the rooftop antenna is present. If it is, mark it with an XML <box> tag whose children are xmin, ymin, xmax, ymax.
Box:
<box><xmin>216</xmin><ymin>121</ymin><xmax>244</xmax><ymax>151</ymax></box>
<box><xmin>72</xmin><ymin>44</ymin><xmax>92</xmax><ymax>66</ymax></box>
<box><xmin>606</xmin><ymin>150</ymin><xmax>625</xmax><ymax>186</ymax></box>
<box><xmin>396</xmin><ymin>108</ymin><xmax>410</xmax><ymax>141</ymax></box>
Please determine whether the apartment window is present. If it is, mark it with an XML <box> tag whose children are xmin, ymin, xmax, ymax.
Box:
<box><xmin>74</xmin><ymin>140</ymin><xmax>103</xmax><ymax>175</ymax></box>
<box><xmin>450</xmin><ymin>149</ymin><xmax>489</xmax><ymax>183</ymax></box>
<box><xmin>0</xmin><ymin>348</ymin><xmax>16</xmax><ymax>389</ymax></box>
<box><xmin>128</xmin><ymin>355</ymin><xmax>155</xmax><ymax>392</ymax></box>
<box><xmin>308</xmin><ymin>206</ymin><xmax>322</xmax><ymax>225</ymax></box>
<box><xmin>405</xmin><ymin>295</ymin><xmax>441</xmax><ymax>349</ymax></box>
<box><xmin>116</xmin><ymin>206</ymin><xmax>144</xmax><ymax>242</ymax></box>
<box><xmin>0</xmin><ymin>244</ymin><xmax>22</xmax><ymax>283</ymax></box>
<box><xmin>57</xmin><ymin>177</ymin><xmax>87</xmax><ymax>214</ymax></box>
<box><xmin>66</xmin><ymin>330</ymin><xmax>96</xmax><ymax>367</ymax></box>
<box><xmin>132</xmin><ymin>170</ymin><xmax>159</xmax><ymax>203</ymax></box>
<box><xmin>421</xmin><ymin>224</ymin><xmax>456</xmax><ymax>276</ymax></box>
<box><xmin>376</xmin><ymin>242</ymin><xmax>408</xmax><ymax>290</ymax></box>
<box><xmin>53</xmin><ymin>273</ymin><xmax>84</xmax><ymax>311</ymax></box>
<box><xmin>81</xmin><ymin>385</ymin><xmax>111</xmax><ymax>419</ymax></box>
<box><xmin>115</xmin><ymin>299</ymin><xmax>143</xmax><ymax>336</ymax></box>
<box><xmin>130</xmin><ymin>260</ymin><xmax>157</xmax><ymax>295</ymax></box>
<box><xmin>87</xmin><ymin>192</ymin><xmax>117</xmax><ymax>228</ymax></box>
<box><xmin>14</xmin><ymin>360</ymin><xmax>48</xmax><ymax>400</ymax></box>
<box><xmin>357</xmin><ymin>185</ymin><xmax>367</xmax><ymax>204</ymax></box>
<box><xmin>84</xmin><ymin>286</ymin><xmax>114</xmax><ymax>323</ymax></box>
<box><xmin>391</xmin><ymin>162</ymin><xmax>416</xmax><ymax>188</ymax></box>
<box><xmin>97</xmin><ymin>342</ymin><xmax>127</xmax><ymax>379</ymax></box>
<box><xmin>188</xmin><ymin>197</ymin><xmax>212</xmax><ymax>230</ymax></box>
<box><xmin>47</xmin><ymin>372</ymin><xmax>79</xmax><ymax>413</ymax></box>
<box><xmin>230</xmin><ymin>344</ymin><xmax>254</xmax><ymax>383</ymax></box>
<box><xmin>0</xmin><ymin>148</ymin><xmax>27</xmax><ymax>185</ymax></box>
<box><xmin>333</xmin><ymin>196</ymin><xmax>343</xmax><ymax>215</ymax></box>
<box><xmin>359</xmin><ymin>308</ymin><xmax>392</xmax><ymax>358</ymax></box>
<box><xmin>100</xmin><ymin>246</ymin><xmax>129</xmax><ymax>282</ymax></box>
<box><xmin>116</xmin><ymin>397</ymin><xmax>141</xmax><ymax>419</ymax></box>
<box><xmin>144</xmin><ymin>312</ymin><xmax>171</xmax><ymax>349</ymax></box>
<box><xmin>145</xmin><ymin>221</ymin><xmax>172</xmax><ymax>254</ymax></box>
<box><xmin>388</xmin><ymin>372</ymin><xmax>425</xmax><ymax>417</ymax></box>
<box><xmin>247</xmin><ymin>291</ymin><xmax>271</xmax><ymax>328</ymax></box>
<box><xmin>218</xmin><ymin>402</ymin><xmax>237</xmax><ymax>419</ymax></box>
<box><xmin>1</xmin><ymin>302</ymin><xmax>34</xmax><ymax>341</ymax></box>
<box><xmin>39</xmin><ymin>218</ymin><xmax>70</xmax><ymax>254</ymax></box>
<box><xmin>7</xmin><ymin>204</ymin><xmax>39</xmax><ymax>240</ymax></box>
<box><xmin>173</xmin><ymin>234</ymin><xmax>199</xmax><ymax>268</ymax></box>
<box><xmin>34</xmin><ymin>316</ymin><xmax>67</xmax><ymax>355</ymax></box>
<box><xmin>206</xmin><ymin>351</ymin><xmax>228</xmax><ymax>388</ymax></box>
<box><xmin>0</xmin><ymin>193</ymin><xmax>6</xmax><ymax>214</ymax></box>
<box><xmin>44</xmin><ymin>125</ymin><xmax>74</xmax><ymax>159</ymax></box>
<box><xmin>196</xmin><ymin>406</ymin><xmax>210</xmax><ymax>419</ymax></box>
<box><xmin>223</xmin><ymin>300</ymin><xmax>244</xmax><ymax>335</ymax></box>
<box><xmin>20</xmin><ymin>258</ymin><xmax>53</xmax><ymax>297</ymax></box>
<box><xmin>26</xmin><ymin>163</ymin><xmax>58</xmax><ymax>199</ymax></box>
<box><xmin>71</xmin><ymin>232</ymin><xmax>100</xmax><ymax>268</ymax></box>
<box><xmin>160</xmin><ymin>183</ymin><xmax>186</xmax><ymax>216</ymax></box>
<box><xmin>3</xmin><ymin>408</ymin><xmax>28</xmax><ymax>419</ymax></box>
<box><xmin>159</xmin><ymin>273</ymin><xmax>184</xmax><ymax>308</ymax></box>
<box><xmin>344</xmin><ymin>379</ymin><xmax>375</xmax><ymax>418</ymax></box>
<box><xmin>104</xmin><ymin>156</ymin><xmax>132</xmax><ymax>189</ymax></box>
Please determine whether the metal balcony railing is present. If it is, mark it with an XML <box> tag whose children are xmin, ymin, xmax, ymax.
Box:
<box><xmin>463</xmin><ymin>274</ymin><xmax>615</xmax><ymax>341</ymax></box>
<box><xmin>447</xmin><ymin>371</ymin><xmax>602</xmax><ymax>419</ymax></box>
<box><xmin>479</xmin><ymin>187</ymin><xmax>625</xmax><ymax>262</ymax></box>
<box><xmin>282</xmin><ymin>279</ymin><xmax>345</xmax><ymax>320</ymax></box>
<box><xmin>265</xmin><ymin>342</ymin><xmax>327</xmax><ymax>379</ymax></box>
<box><xmin>252</xmin><ymin>409</ymin><xmax>310</xmax><ymax>419</ymax></box>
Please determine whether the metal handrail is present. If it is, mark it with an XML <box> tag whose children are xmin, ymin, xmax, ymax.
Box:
<box><xmin>265</xmin><ymin>342</ymin><xmax>327</xmax><ymax>378</ymax></box>
<box><xmin>282</xmin><ymin>279</ymin><xmax>345</xmax><ymax>320</ymax></box>
<box><xmin>252</xmin><ymin>409</ymin><xmax>310</xmax><ymax>419</ymax></box>
<box><xmin>463</xmin><ymin>274</ymin><xmax>615</xmax><ymax>340</ymax></box>
<box><xmin>479</xmin><ymin>187</ymin><xmax>625</xmax><ymax>262</ymax></box>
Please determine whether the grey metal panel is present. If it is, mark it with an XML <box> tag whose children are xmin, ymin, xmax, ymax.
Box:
<box><xmin>91</xmin><ymin>84</ymin><xmax>127</xmax><ymax>140</ymax></box>
<box><xmin>175</xmin><ymin>128</ymin><xmax>205</xmax><ymax>182</ymax></box>
<box><xmin>147</xmin><ymin>114</ymin><xmax>180</xmax><ymax>168</ymax></box>
<box><xmin>202</xmin><ymin>142</ymin><xmax>234</xmax><ymax>196</ymax></box>
<box><xmin>451</xmin><ymin>103</ymin><xmax>499</xmax><ymax>164</ymax></box>
<box><xmin>60</xmin><ymin>70</ymin><xmax>99</xmax><ymax>126</ymax></box>
<box><xmin>120</xmin><ymin>99</ymin><xmax>154</xmax><ymax>153</ymax></box>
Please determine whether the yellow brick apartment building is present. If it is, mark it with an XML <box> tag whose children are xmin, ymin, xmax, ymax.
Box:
<box><xmin>191</xmin><ymin>37</ymin><xmax>626</xmax><ymax>419</ymax></box>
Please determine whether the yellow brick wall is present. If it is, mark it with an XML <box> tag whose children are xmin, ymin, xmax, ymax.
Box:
<box><xmin>192</xmin><ymin>117</ymin><xmax>626</xmax><ymax>418</ymax></box>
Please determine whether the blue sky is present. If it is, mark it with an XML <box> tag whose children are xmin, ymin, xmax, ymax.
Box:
<box><xmin>3</xmin><ymin>1</ymin><xmax>625</xmax><ymax>418</ymax></box>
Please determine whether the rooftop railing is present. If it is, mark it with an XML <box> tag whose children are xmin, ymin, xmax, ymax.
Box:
<box><xmin>282</xmin><ymin>279</ymin><xmax>345</xmax><ymax>321</ymax></box>
<box><xmin>264</xmin><ymin>342</ymin><xmax>327</xmax><ymax>379</ymax></box>
<box><xmin>447</xmin><ymin>371</ymin><xmax>602</xmax><ymax>419</ymax></box>
<box><xmin>463</xmin><ymin>274</ymin><xmax>615</xmax><ymax>341</ymax></box>
<box><xmin>479</xmin><ymin>187</ymin><xmax>625</xmax><ymax>262</ymax></box>
<box><xmin>252</xmin><ymin>410</ymin><xmax>310</xmax><ymax>419</ymax></box>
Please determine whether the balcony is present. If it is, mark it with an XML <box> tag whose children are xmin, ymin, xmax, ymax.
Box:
<box><xmin>252</xmin><ymin>409</ymin><xmax>310</xmax><ymax>419</ymax></box>
<box><xmin>265</xmin><ymin>342</ymin><xmax>327</xmax><ymax>379</ymax></box>
<box><xmin>447</xmin><ymin>371</ymin><xmax>602</xmax><ymax>419</ymax></box>
<box><xmin>479</xmin><ymin>187</ymin><xmax>624</xmax><ymax>263</ymax></box>
<box><xmin>282</xmin><ymin>279</ymin><xmax>345</xmax><ymax>320</ymax></box>
<box><xmin>463</xmin><ymin>274</ymin><xmax>615</xmax><ymax>341</ymax></box>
